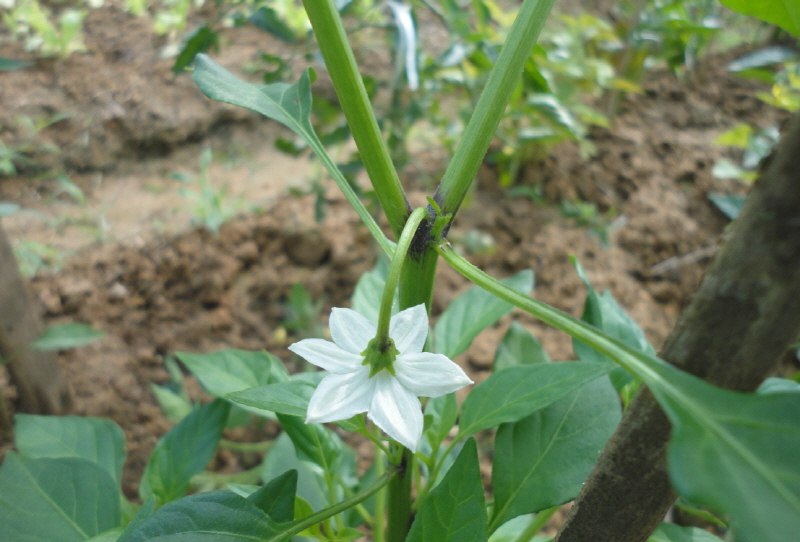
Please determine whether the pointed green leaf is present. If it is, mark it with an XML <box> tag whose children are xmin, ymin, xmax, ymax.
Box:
<box><xmin>458</xmin><ymin>361</ymin><xmax>611</xmax><ymax>436</ymax></box>
<box><xmin>119</xmin><ymin>491</ymin><xmax>285</xmax><ymax>542</ymax></box>
<box><xmin>277</xmin><ymin>414</ymin><xmax>343</xmax><ymax>474</ymax></box>
<box><xmin>0</xmin><ymin>453</ymin><xmax>120</xmax><ymax>542</ymax></box>
<box><xmin>118</xmin><ymin>498</ymin><xmax>156</xmax><ymax>541</ymax></box>
<box><xmin>248</xmin><ymin>470</ymin><xmax>297</xmax><ymax>523</ymax></box>
<box><xmin>647</xmin><ymin>522</ymin><xmax>724</xmax><ymax>541</ymax></box>
<box><xmin>651</xmin><ymin>368</ymin><xmax>800</xmax><ymax>542</ymax></box>
<box><xmin>493</xmin><ymin>321</ymin><xmax>549</xmax><ymax>371</ymax></box>
<box><xmin>435</xmin><ymin>270</ymin><xmax>534</xmax><ymax>359</ymax></box>
<box><xmin>407</xmin><ymin>438</ymin><xmax>487</xmax><ymax>542</ymax></box>
<box><xmin>32</xmin><ymin>322</ymin><xmax>105</xmax><ymax>350</ymax></box>
<box><xmin>176</xmin><ymin>349</ymin><xmax>289</xmax><ymax>400</ymax></box>
<box><xmin>719</xmin><ymin>0</ymin><xmax>800</xmax><ymax>38</ymax></box>
<box><xmin>261</xmin><ymin>433</ymin><xmax>328</xmax><ymax>510</ymax></box>
<box><xmin>489</xmin><ymin>377</ymin><xmax>621</xmax><ymax>532</ymax></box>
<box><xmin>140</xmin><ymin>399</ymin><xmax>231</xmax><ymax>504</ymax></box>
<box><xmin>226</xmin><ymin>380</ymin><xmax>316</xmax><ymax>418</ymax></box>
<box><xmin>14</xmin><ymin>414</ymin><xmax>126</xmax><ymax>489</ymax></box>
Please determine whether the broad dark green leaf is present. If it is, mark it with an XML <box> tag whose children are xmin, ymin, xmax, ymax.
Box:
<box><xmin>32</xmin><ymin>322</ymin><xmax>105</xmax><ymax>350</ymax></box>
<box><xmin>14</xmin><ymin>414</ymin><xmax>125</xmax><ymax>488</ymax></box>
<box><xmin>226</xmin><ymin>380</ymin><xmax>316</xmax><ymax>417</ymax></box>
<box><xmin>248</xmin><ymin>470</ymin><xmax>297</xmax><ymax>523</ymax></box>
<box><xmin>424</xmin><ymin>392</ymin><xmax>458</xmax><ymax>451</ymax></box>
<box><xmin>647</xmin><ymin>522</ymin><xmax>724</xmax><ymax>541</ymax></box>
<box><xmin>173</xmin><ymin>26</ymin><xmax>218</xmax><ymax>73</ymax></box>
<box><xmin>119</xmin><ymin>491</ymin><xmax>285</xmax><ymax>542</ymax></box>
<box><xmin>493</xmin><ymin>320</ymin><xmax>549</xmax><ymax>372</ymax></box>
<box><xmin>719</xmin><ymin>0</ymin><xmax>800</xmax><ymax>38</ymax></box>
<box><xmin>407</xmin><ymin>438</ymin><xmax>487</xmax><ymax>542</ymax></box>
<box><xmin>435</xmin><ymin>269</ymin><xmax>534</xmax><ymax>359</ymax></box>
<box><xmin>176</xmin><ymin>349</ymin><xmax>289</xmax><ymax>400</ymax></box>
<box><xmin>0</xmin><ymin>453</ymin><xmax>120</xmax><ymax>542</ymax></box>
<box><xmin>140</xmin><ymin>399</ymin><xmax>230</xmax><ymax>504</ymax></box>
<box><xmin>490</xmin><ymin>377</ymin><xmax>621</xmax><ymax>531</ymax></box>
<box><xmin>458</xmin><ymin>361</ymin><xmax>611</xmax><ymax>436</ymax></box>
<box><xmin>277</xmin><ymin>414</ymin><xmax>343</xmax><ymax>474</ymax></box>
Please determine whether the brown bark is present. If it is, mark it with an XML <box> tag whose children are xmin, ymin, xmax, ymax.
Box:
<box><xmin>0</xmin><ymin>222</ymin><xmax>72</xmax><ymax>417</ymax></box>
<box><xmin>556</xmin><ymin>111</ymin><xmax>800</xmax><ymax>542</ymax></box>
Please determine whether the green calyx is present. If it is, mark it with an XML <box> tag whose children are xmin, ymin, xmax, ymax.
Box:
<box><xmin>362</xmin><ymin>337</ymin><xmax>400</xmax><ymax>377</ymax></box>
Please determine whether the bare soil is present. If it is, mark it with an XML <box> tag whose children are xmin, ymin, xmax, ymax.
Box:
<box><xmin>0</xmin><ymin>4</ymin><xmax>796</xmax><ymax>532</ymax></box>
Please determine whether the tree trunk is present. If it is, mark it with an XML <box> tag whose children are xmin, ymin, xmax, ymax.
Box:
<box><xmin>556</xmin><ymin>111</ymin><xmax>800</xmax><ymax>542</ymax></box>
<box><xmin>0</xmin><ymin>222</ymin><xmax>72</xmax><ymax>419</ymax></box>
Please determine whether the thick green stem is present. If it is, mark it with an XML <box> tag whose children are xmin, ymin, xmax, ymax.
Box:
<box><xmin>302</xmin><ymin>0</ymin><xmax>410</xmax><ymax>238</ymax></box>
<box><xmin>435</xmin><ymin>0</ymin><xmax>556</xmax><ymax>218</ymax></box>
<box><xmin>386</xmin><ymin>445</ymin><xmax>414</xmax><ymax>542</ymax></box>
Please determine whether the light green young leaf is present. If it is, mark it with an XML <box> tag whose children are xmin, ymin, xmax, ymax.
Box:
<box><xmin>493</xmin><ymin>320</ymin><xmax>549</xmax><ymax>371</ymax></box>
<box><xmin>719</xmin><ymin>0</ymin><xmax>800</xmax><ymax>38</ymax></box>
<box><xmin>458</xmin><ymin>361</ymin><xmax>611</xmax><ymax>436</ymax></box>
<box><xmin>435</xmin><ymin>269</ymin><xmax>534</xmax><ymax>359</ymax></box>
<box><xmin>119</xmin><ymin>491</ymin><xmax>285</xmax><ymax>542</ymax></box>
<box><xmin>31</xmin><ymin>322</ymin><xmax>105</xmax><ymax>350</ymax></box>
<box><xmin>140</xmin><ymin>399</ymin><xmax>230</xmax><ymax>505</ymax></box>
<box><xmin>277</xmin><ymin>413</ymin><xmax>343</xmax><ymax>475</ymax></box>
<box><xmin>261</xmin><ymin>433</ymin><xmax>328</xmax><ymax>510</ymax></box>
<box><xmin>192</xmin><ymin>54</ymin><xmax>393</xmax><ymax>256</ymax></box>
<box><xmin>176</xmin><ymin>349</ymin><xmax>289</xmax><ymax>399</ymax></box>
<box><xmin>647</xmin><ymin>522</ymin><xmax>724</xmax><ymax>542</ymax></box>
<box><xmin>14</xmin><ymin>414</ymin><xmax>126</xmax><ymax>489</ymax></box>
<box><xmin>0</xmin><ymin>453</ymin><xmax>120</xmax><ymax>542</ymax></box>
<box><xmin>407</xmin><ymin>438</ymin><xmax>488</xmax><ymax>542</ymax></box>
<box><xmin>489</xmin><ymin>376</ymin><xmax>621</xmax><ymax>532</ymax></box>
<box><xmin>227</xmin><ymin>380</ymin><xmax>316</xmax><ymax>418</ymax></box>
<box><xmin>424</xmin><ymin>392</ymin><xmax>458</xmax><ymax>452</ymax></box>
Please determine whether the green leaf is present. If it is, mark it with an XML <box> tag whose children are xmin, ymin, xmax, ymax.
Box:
<box><xmin>117</xmin><ymin>498</ymin><xmax>156</xmax><ymax>541</ymax></box>
<box><xmin>708</xmin><ymin>193</ymin><xmax>746</xmax><ymax>220</ymax></box>
<box><xmin>0</xmin><ymin>453</ymin><xmax>120</xmax><ymax>542</ymax></box>
<box><xmin>647</xmin><ymin>522</ymin><xmax>724</xmax><ymax>542</ymax></box>
<box><xmin>176</xmin><ymin>349</ymin><xmax>289</xmax><ymax>399</ymax></box>
<box><xmin>759</xmin><ymin>377</ymin><xmax>800</xmax><ymax>394</ymax></box>
<box><xmin>118</xmin><ymin>490</ymin><xmax>285</xmax><ymax>542</ymax></box>
<box><xmin>493</xmin><ymin>321</ymin><xmax>550</xmax><ymax>371</ymax></box>
<box><xmin>248</xmin><ymin>470</ymin><xmax>297</xmax><ymax>523</ymax></box>
<box><xmin>140</xmin><ymin>399</ymin><xmax>231</xmax><ymax>504</ymax></box>
<box><xmin>435</xmin><ymin>270</ymin><xmax>534</xmax><ymax>358</ymax></box>
<box><xmin>31</xmin><ymin>322</ymin><xmax>105</xmax><ymax>350</ymax></box>
<box><xmin>458</xmin><ymin>361</ymin><xmax>611</xmax><ymax>436</ymax></box>
<box><xmin>489</xmin><ymin>376</ymin><xmax>621</xmax><ymax>532</ymax></box>
<box><xmin>173</xmin><ymin>26</ymin><xmax>218</xmax><ymax>73</ymax></box>
<box><xmin>14</xmin><ymin>414</ymin><xmax>126</xmax><ymax>488</ymax></box>
<box><xmin>249</xmin><ymin>6</ymin><xmax>299</xmax><ymax>43</ymax></box>
<box><xmin>277</xmin><ymin>414</ymin><xmax>343</xmax><ymax>474</ymax></box>
<box><xmin>652</xmin><ymin>368</ymin><xmax>800</xmax><ymax>542</ymax></box>
<box><xmin>86</xmin><ymin>528</ymin><xmax>125</xmax><ymax>542</ymax></box>
<box><xmin>226</xmin><ymin>380</ymin><xmax>316</xmax><ymax>418</ymax></box>
<box><xmin>408</xmin><ymin>438</ymin><xmax>487</xmax><ymax>542</ymax></box>
<box><xmin>719</xmin><ymin>0</ymin><xmax>800</xmax><ymax>38</ymax></box>
<box><xmin>261</xmin><ymin>433</ymin><xmax>328</xmax><ymax>510</ymax></box>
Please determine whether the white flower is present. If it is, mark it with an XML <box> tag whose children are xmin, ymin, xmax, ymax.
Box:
<box><xmin>288</xmin><ymin>304</ymin><xmax>473</xmax><ymax>452</ymax></box>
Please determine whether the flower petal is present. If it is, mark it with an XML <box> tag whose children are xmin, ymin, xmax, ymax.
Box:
<box><xmin>389</xmin><ymin>304</ymin><xmax>429</xmax><ymax>354</ymax></box>
<box><xmin>306</xmin><ymin>369</ymin><xmax>374</xmax><ymax>424</ymax></box>
<box><xmin>368</xmin><ymin>372</ymin><xmax>423</xmax><ymax>452</ymax></box>
<box><xmin>289</xmin><ymin>338</ymin><xmax>363</xmax><ymax>373</ymax></box>
<box><xmin>394</xmin><ymin>352</ymin><xmax>473</xmax><ymax>398</ymax></box>
<box><xmin>329</xmin><ymin>307</ymin><xmax>377</xmax><ymax>354</ymax></box>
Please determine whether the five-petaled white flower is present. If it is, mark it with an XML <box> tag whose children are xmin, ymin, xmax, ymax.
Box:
<box><xmin>288</xmin><ymin>304</ymin><xmax>472</xmax><ymax>452</ymax></box>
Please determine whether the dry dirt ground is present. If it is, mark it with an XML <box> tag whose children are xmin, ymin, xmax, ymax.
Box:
<box><xmin>0</xmin><ymin>3</ymin><xmax>796</xmax><ymax>529</ymax></box>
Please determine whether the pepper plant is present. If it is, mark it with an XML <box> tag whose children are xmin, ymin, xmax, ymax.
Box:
<box><xmin>2</xmin><ymin>0</ymin><xmax>800</xmax><ymax>541</ymax></box>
